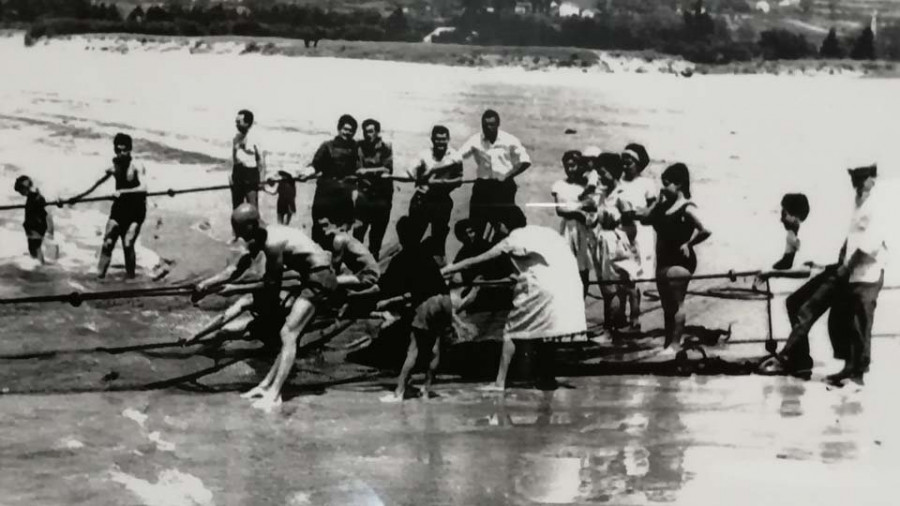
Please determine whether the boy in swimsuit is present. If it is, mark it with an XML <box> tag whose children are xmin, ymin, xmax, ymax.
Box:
<box><xmin>70</xmin><ymin>133</ymin><xmax>147</xmax><ymax>279</ymax></box>
<box><xmin>14</xmin><ymin>175</ymin><xmax>55</xmax><ymax>264</ymax></box>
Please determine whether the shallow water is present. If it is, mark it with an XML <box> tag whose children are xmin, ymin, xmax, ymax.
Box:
<box><xmin>1</xmin><ymin>37</ymin><xmax>900</xmax><ymax>505</ymax></box>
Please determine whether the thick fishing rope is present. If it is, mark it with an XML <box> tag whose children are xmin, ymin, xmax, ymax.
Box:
<box><xmin>0</xmin><ymin>172</ymin><xmax>481</xmax><ymax>212</ymax></box>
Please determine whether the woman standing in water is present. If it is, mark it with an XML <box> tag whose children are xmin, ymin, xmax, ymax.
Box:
<box><xmin>641</xmin><ymin>163</ymin><xmax>710</xmax><ymax>357</ymax></box>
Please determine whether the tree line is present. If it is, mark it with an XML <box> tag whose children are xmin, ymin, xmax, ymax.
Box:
<box><xmin>1</xmin><ymin>0</ymin><xmax>895</xmax><ymax>63</ymax></box>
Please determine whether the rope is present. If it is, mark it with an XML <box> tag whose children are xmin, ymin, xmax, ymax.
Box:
<box><xmin>0</xmin><ymin>173</ymin><xmax>480</xmax><ymax>211</ymax></box>
<box><xmin>0</xmin><ymin>268</ymin><xmax>815</xmax><ymax>307</ymax></box>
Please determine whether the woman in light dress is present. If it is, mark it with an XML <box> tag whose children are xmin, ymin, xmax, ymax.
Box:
<box><xmin>550</xmin><ymin>150</ymin><xmax>596</xmax><ymax>296</ymax></box>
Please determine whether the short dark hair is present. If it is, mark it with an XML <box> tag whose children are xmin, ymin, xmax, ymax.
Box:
<box><xmin>362</xmin><ymin>118</ymin><xmax>380</xmax><ymax>133</ymax></box>
<box><xmin>482</xmin><ymin>109</ymin><xmax>500</xmax><ymax>123</ymax></box>
<box><xmin>503</xmin><ymin>207</ymin><xmax>527</xmax><ymax>231</ymax></box>
<box><xmin>624</xmin><ymin>143</ymin><xmax>650</xmax><ymax>170</ymax></box>
<box><xmin>238</xmin><ymin>109</ymin><xmax>254</xmax><ymax>126</ymax></box>
<box><xmin>337</xmin><ymin>114</ymin><xmax>358</xmax><ymax>132</ymax></box>
<box><xmin>598</xmin><ymin>152</ymin><xmax>623</xmax><ymax>180</ymax></box>
<box><xmin>454</xmin><ymin>218</ymin><xmax>474</xmax><ymax>241</ymax></box>
<box><xmin>781</xmin><ymin>193</ymin><xmax>810</xmax><ymax>221</ymax></box>
<box><xmin>14</xmin><ymin>175</ymin><xmax>31</xmax><ymax>193</ymax></box>
<box><xmin>113</xmin><ymin>133</ymin><xmax>132</xmax><ymax>150</ymax></box>
<box><xmin>431</xmin><ymin>125</ymin><xmax>450</xmax><ymax>138</ymax></box>
<box><xmin>396</xmin><ymin>215</ymin><xmax>417</xmax><ymax>247</ymax></box>
<box><xmin>562</xmin><ymin>150</ymin><xmax>582</xmax><ymax>165</ymax></box>
<box><xmin>661</xmin><ymin>163</ymin><xmax>691</xmax><ymax>199</ymax></box>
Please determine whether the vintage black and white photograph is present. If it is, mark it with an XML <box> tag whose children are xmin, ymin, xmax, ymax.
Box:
<box><xmin>0</xmin><ymin>0</ymin><xmax>897</xmax><ymax>504</ymax></box>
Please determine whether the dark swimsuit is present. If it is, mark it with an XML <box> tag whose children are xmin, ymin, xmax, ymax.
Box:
<box><xmin>110</xmin><ymin>164</ymin><xmax>146</xmax><ymax>226</ymax></box>
<box><xmin>651</xmin><ymin>201</ymin><xmax>698</xmax><ymax>273</ymax></box>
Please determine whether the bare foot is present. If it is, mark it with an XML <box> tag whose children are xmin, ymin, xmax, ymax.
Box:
<box><xmin>478</xmin><ymin>384</ymin><xmax>505</xmax><ymax>393</ymax></box>
<box><xmin>251</xmin><ymin>394</ymin><xmax>282</xmax><ymax>411</ymax></box>
<box><xmin>240</xmin><ymin>386</ymin><xmax>266</xmax><ymax>399</ymax></box>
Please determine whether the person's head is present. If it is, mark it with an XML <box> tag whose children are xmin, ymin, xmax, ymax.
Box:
<box><xmin>337</xmin><ymin>114</ymin><xmax>358</xmax><ymax>141</ymax></box>
<box><xmin>661</xmin><ymin>163</ymin><xmax>691</xmax><ymax>200</ymax></box>
<box><xmin>622</xmin><ymin>143</ymin><xmax>649</xmax><ymax>180</ymax></box>
<box><xmin>495</xmin><ymin>207</ymin><xmax>527</xmax><ymax>238</ymax></box>
<box><xmin>362</xmin><ymin>118</ymin><xmax>381</xmax><ymax>144</ymax></box>
<box><xmin>13</xmin><ymin>175</ymin><xmax>33</xmax><ymax>196</ymax></box>
<box><xmin>848</xmin><ymin>164</ymin><xmax>877</xmax><ymax>196</ymax></box>
<box><xmin>395</xmin><ymin>215</ymin><xmax>419</xmax><ymax>249</ymax></box>
<box><xmin>317</xmin><ymin>214</ymin><xmax>352</xmax><ymax>243</ymax></box>
<box><xmin>454</xmin><ymin>218</ymin><xmax>478</xmax><ymax>245</ymax></box>
<box><xmin>562</xmin><ymin>150</ymin><xmax>582</xmax><ymax>180</ymax></box>
<box><xmin>481</xmin><ymin>109</ymin><xmax>500</xmax><ymax>140</ymax></box>
<box><xmin>231</xmin><ymin>204</ymin><xmax>262</xmax><ymax>243</ymax></box>
<box><xmin>780</xmin><ymin>193</ymin><xmax>810</xmax><ymax>231</ymax></box>
<box><xmin>236</xmin><ymin>109</ymin><xmax>254</xmax><ymax>133</ymax></box>
<box><xmin>597</xmin><ymin>152</ymin><xmax>623</xmax><ymax>189</ymax></box>
<box><xmin>599</xmin><ymin>208</ymin><xmax>620</xmax><ymax>231</ymax></box>
<box><xmin>431</xmin><ymin>125</ymin><xmax>450</xmax><ymax>154</ymax></box>
<box><xmin>113</xmin><ymin>133</ymin><xmax>133</xmax><ymax>164</ymax></box>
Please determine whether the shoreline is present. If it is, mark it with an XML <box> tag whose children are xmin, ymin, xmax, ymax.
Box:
<box><xmin>6</xmin><ymin>29</ymin><xmax>900</xmax><ymax>78</ymax></box>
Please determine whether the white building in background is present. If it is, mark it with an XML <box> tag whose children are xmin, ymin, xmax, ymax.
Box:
<box><xmin>557</xmin><ymin>1</ymin><xmax>582</xmax><ymax>17</ymax></box>
<box><xmin>755</xmin><ymin>1</ymin><xmax>770</xmax><ymax>14</ymax></box>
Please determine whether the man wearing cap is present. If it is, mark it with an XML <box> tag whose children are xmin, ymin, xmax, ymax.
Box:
<box><xmin>192</xmin><ymin>204</ymin><xmax>338</xmax><ymax>411</ymax></box>
<box><xmin>759</xmin><ymin>164</ymin><xmax>887</xmax><ymax>386</ymax></box>
<box><xmin>459</xmin><ymin>109</ymin><xmax>531</xmax><ymax>242</ymax></box>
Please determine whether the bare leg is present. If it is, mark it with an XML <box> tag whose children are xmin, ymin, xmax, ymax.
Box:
<box><xmin>121</xmin><ymin>220</ymin><xmax>143</xmax><ymax>279</ymax></box>
<box><xmin>425</xmin><ymin>333</ymin><xmax>441</xmax><ymax>398</ymax></box>
<box><xmin>661</xmin><ymin>266</ymin><xmax>691</xmax><ymax>349</ymax></box>
<box><xmin>97</xmin><ymin>219</ymin><xmax>121</xmax><ymax>279</ymax></box>
<box><xmin>394</xmin><ymin>332</ymin><xmax>419</xmax><ymax>399</ymax></box>
<box><xmin>182</xmin><ymin>295</ymin><xmax>253</xmax><ymax>345</ymax></box>
<box><xmin>249</xmin><ymin>297</ymin><xmax>315</xmax><ymax>410</ymax></box>
<box><xmin>629</xmin><ymin>285</ymin><xmax>641</xmax><ymax>329</ymax></box>
<box><xmin>482</xmin><ymin>339</ymin><xmax>515</xmax><ymax>391</ymax></box>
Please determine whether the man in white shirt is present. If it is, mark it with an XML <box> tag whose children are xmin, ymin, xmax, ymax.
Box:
<box><xmin>441</xmin><ymin>208</ymin><xmax>586</xmax><ymax>391</ymax></box>
<box><xmin>406</xmin><ymin>125</ymin><xmax>464</xmax><ymax>263</ymax></box>
<box><xmin>760</xmin><ymin>166</ymin><xmax>887</xmax><ymax>387</ymax></box>
<box><xmin>827</xmin><ymin>164</ymin><xmax>887</xmax><ymax>389</ymax></box>
<box><xmin>459</xmin><ymin>109</ymin><xmax>531</xmax><ymax>241</ymax></box>
<box><xmin>231</xmin><ymin>109</ymin><xmax>266</xmax><ymax>240</ymax></box>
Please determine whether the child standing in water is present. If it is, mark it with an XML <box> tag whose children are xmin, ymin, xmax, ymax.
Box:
<box><xmin>641</xmin><ymin>163</ymin><xmax>711</xmax><ymax>357</ymax></box>
<box><xmin>265</xmin><ymin>170</ymin><xmax>297</xmax><ymax>225</ymax></box>
<box><xmin>13</xmin><ymin>175</ymin><xmax>55</xmax><ymax>264</ymax></box>
<box><xmin>551</xmin><ymin>150</ymin><xmax>595</xmax><ymax>295</ymax></box>
<box><xmin>596</xmin><ymin>208</ymin><xmax>641</xmax><ymax>331</ymax></box>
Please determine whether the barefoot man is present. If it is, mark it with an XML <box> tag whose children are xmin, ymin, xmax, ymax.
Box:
<box><xmin>440</xmin><ymin>208</ymin><xmax>586</xmax><ymax>391</ymax></box>
<box><xmin>191</xmin><ymin>204</ymin><xmax>338</xmax><ymax>410</ymax></box>
<box><xmin>69</xmin><ymin>133</ymin><xmax>147</xmax><ymax>279</ymax></box>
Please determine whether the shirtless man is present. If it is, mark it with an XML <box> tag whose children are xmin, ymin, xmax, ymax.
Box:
<box><xmin>70</xmin><ymin>133</ymin><xmax>147</xmax><ymax>279</ymax></box>
<box><xmin>315</xmin><ymin>214</ymin><xmax>382</xmax><ymax>304</ymax></box>
<box><xmin>192</xmin><ymin>204</ymin><xmax>338</xmax><ymax>410</ymax></box>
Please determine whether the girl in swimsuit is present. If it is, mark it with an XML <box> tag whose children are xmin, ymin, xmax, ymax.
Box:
<box><xmin>642</xmin><ymin>163</ymin><xmax>711</xmax><ymax>356</ymax></box>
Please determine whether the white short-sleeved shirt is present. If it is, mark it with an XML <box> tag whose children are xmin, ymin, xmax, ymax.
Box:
<box><xmin>844</xmin><ymin>189</ymin><xmax>889</xmax><ymax>283</ymax></box>
<box><xmin>550</xmin><ymin>180</ymin><xmax>586</xmax><ymax>213</ymax></box>
<box><xmin>498</xmin><ymin>226</ymin><xmax>587</xmax><ymax>340</ymax></box>
<box><xmin>408</xmin><ymin>147</ymin><xmax>463</xmax><ymax>194</ymax></box>
<box><xmin>233</xmin><ymin>131</ymin><xmax>262</xmax><ymax>169</ymax></box>
<box><xmin>618</xmin><ymin>177</ymin><xmax>657</xmax><ymax>210</ymax></box>
<box><xmin>459</xmin><ymin>130</ymin><xmax>531</xmax><ymax>180</ymax></box>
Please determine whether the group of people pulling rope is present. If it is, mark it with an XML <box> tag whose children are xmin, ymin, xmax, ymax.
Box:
<box><xmin>5</xmin><ymin>108</ymin><xmax>889</xmax><ymax>406</ymax></box>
